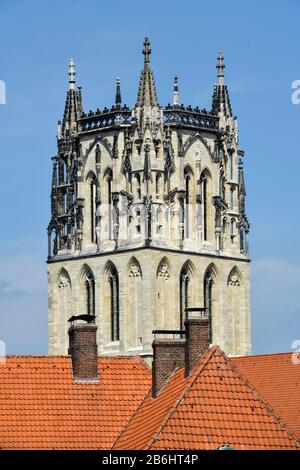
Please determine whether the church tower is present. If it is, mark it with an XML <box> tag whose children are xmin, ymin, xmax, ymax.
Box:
<box><xmin>47</xmin><ymin>40</ymin><xmax>251</xmax><ymax>358</ymax></box>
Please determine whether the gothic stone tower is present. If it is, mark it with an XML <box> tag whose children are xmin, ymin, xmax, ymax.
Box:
<box><xmin>47</xmin><ymin>39</ymin><xmax>251</xmax><ymax>358</ymax></box>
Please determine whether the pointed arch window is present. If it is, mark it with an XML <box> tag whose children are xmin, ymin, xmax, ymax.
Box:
<box><xmin>230</xmin><ymin>219</ymin><xmax>235</xmax><ymax>244</ymax></box>
<box><xmin>103</xmin><ymin>169</ymin><xmax>113</xmax><ymax>240</ymax></box>
<box><xmin>185</xmin><ymin>174</ymin><xmax>190</xmax><ymax>239</ymax></box>
<box><xmin>108</xmin><ymin>174</ymin><xmax>112</xmax><ymax>240</ymax></box>
<box><xmin>202</xmin><ymin>177</ymin><xmax>208</xmax><ymax>241</ymax></box>
<box><xmin>85</xmin><ymin>271</ymin><xmax>95</xmax><ymax>316</ymax></box>
<box><xmin>229</xmin><ymin>153</ymin><xmax>233</xmax><ymax>180</ymax></box>
<box><xmin>204</xmin><ymin>269</ymin><xmax>215</xmax><ymax>343</ymax></box>
<box><xmin>184</xmin><ymin>166</ymin><xmax>194</xmax><ymax>240</ymax></box>
<box><xmin>134</xmin><ymin>173</ymin><xmax>141</xmax><ymax>199</ymax></box>
<box><xmin>109</xmin><ymin>266</ymin><xmax>119</xmax><ymax>341</ymax></box>
<box><xmin>180</xmin><ymin>267</ymin><xmax>190</xmax><ymax>330</ymax></box>
<box><xmin>156</xmin><ymin>258</ymin><xmax>170</xmax><ymax>329</ymax></box>
<box><xmin>128</xmin><ymin>258</ymin><xmax>143</xmax><ymax>349</ymax></box>
<box><xmin>90</xmin><ymin>176</ymin><xmax>97</xmax><ymax>243</ymax></box>
<box><xmin>230</xmin><ymin>188</ymin><xmax>233</xmax><ymax>209</ymax></box>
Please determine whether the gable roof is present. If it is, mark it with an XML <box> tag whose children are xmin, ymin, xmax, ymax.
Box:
<box><xmin>232</xmin><ymin>352</ymin><xmax>300</xmax><ymax>439</ymax></box>
<box><xmin>0</xmin><ymin>356</ymin><xmax>151</xmax><ymax>450</ymax></box>
<box><xmin>113</xmin><ymin>347</ymin><xmax>299</xmax><ymax>450</ymax></box>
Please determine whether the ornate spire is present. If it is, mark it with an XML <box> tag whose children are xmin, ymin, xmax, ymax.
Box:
<box><xmin>61</xmin><ymin>59</ymin><xmax>81</xmax><ymax>137</ymax></box>
<box><xmin>136</xmin><ymin>37</ymin><xmax>159</xmax><ymax>108</ymax></box>
<box><xmin>173</xmin><ymin>76</ymin><xmax>180</xmax><ymax>106</ymax></box>
<box><xmin>211</xmin><ymin>50</ymin><xmax>232</xmax><ymax>117</ymax></box>
<box><xmin>115</xmin><ymin>77</ymin><xmax>122</xmax><ymax>108</ymax></box>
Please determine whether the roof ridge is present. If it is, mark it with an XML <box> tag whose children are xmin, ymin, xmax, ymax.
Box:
<box><xmin>148</xmin><ymin>345</ymin><xmax>218</xmax><ymax>449</ymax></box>
<box><xmin>5</xmin><ymin>355</ymin><xmax>144</xmax><ymax>360</ymax></box>
<box><xmin>5</xmin><ymin>355</ymin><xmax>69</xmax><ymax>358</ymax></box>
<box><xmin>233</xmin><ymin>351</ymin><xmax>293</xmax><ymax>359</ymax></box>
<box><xmin>217</xmin><ymin>348</ymin><xmax>300</xmax><ymax>447</ymax></box>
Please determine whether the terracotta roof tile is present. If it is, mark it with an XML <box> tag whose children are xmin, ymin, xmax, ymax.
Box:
<box><xmin>114</xmin><ymin>347</ymin><xmax>299</xmax><ymax>450</ymax></box>
<box><xmin>0</xmin><ymin>356</ymin><xmax>151</xmax><ymax>450</ymax></box>
<box><xmin>232</xmin><ymin>352</ymin><xmax>300</xmax><ymax>440</ymax></box>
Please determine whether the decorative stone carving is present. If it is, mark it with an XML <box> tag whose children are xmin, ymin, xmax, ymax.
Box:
<box><xmin>228</xmin><ymin>271</ymin><xmax>240</xmax><ymax>287</ymax></box>
<box><xmin>129</xmin><ymin>260</ymin><xmax>142</xmax><ymax>278</ymax></box>
<box><xmin>157</xmin><ymin>260</ymin><xmax>169</xmax><ymax>279</ymax></box>
<box><xmin>58</xmin><ymin>271</ymin><xmax>70</xmax><ymax>289</ymax></box>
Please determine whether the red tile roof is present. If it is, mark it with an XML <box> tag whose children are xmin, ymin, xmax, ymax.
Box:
<box><xmin>232</xmin><ymin>352</ymin><xmax>300</xmax><ymax>439</ymax></box>
<box><xmin>114</xmin><ymin>347</ymin><xmax>300</xmax><ymax>450</ymax></box>
<box><xmin>0</xmin><ymin>356</ymin><xmax>151</xmax><ymax>450</ymax></box>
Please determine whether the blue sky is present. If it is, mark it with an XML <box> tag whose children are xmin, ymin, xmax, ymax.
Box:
<box><xmin>0</xmin><ymin>0</ymin><xmax>299</xmax><ymax>355</ymax></box>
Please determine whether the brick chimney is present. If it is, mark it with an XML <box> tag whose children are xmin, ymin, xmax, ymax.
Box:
<box><xmin>68</xmin><ymin>323</ymin><xmax>98</xmax><ymax>382</ymax></box>
<box><xmin>152</xmin><ymin>330</ymin><xmax>185</xmax><ymax>398</ymax></box>
<box><xmin>184</xmin><ymin>308</ymin><xmax>210</xmax><ymax>376</ymax></box>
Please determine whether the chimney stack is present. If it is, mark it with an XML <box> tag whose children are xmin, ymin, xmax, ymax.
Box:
<box><xmin>152</xmin><ymin>330</ymin><xmax>185</xmax><ymax>398</ymax></box>
<box><xmin>68</xmin><ymin>322</ymin><xmax>98</xmax><ymax>382</ymax></box>
<box><xmin>185</xmin><ymin>308</ymin><xmax>210</xmax><ymax>376</ymax></box>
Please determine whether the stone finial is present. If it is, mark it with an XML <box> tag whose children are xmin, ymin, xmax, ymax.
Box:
<box><xmin>69</xmin><ymin>58</ymin><xmax>76</xmax><ymax>91</ymax></box>
<box><xmin>115</xmin><ymin>77</ymin><xmax>122</xmax><ymax>107</ymax></box>
<box><xmin>216</xmin><ymin>50</ymin><xmax>225</xmax><ymax>86</ymax></box>
<box><xmin>173</xmin><ymin>76</ymin><xmax>180</xmax><ymax>106</ymax></box>
<box><xmin>142</xmin><ymin>37</ymin><xmax>151</xmax><ymax>63</ymax></box>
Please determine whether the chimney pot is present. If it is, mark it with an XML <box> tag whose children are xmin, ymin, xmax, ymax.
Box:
<box><xmin>68</xmin><ymin>323</ymin><xmax>98</xmax><ymax>382</ymax></box>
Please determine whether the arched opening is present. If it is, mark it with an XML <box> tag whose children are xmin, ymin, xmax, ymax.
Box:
<box><xmin>80</xmin><ymin>265</ymin><xmax>95</xmax><ymax>316</ymax></box>
<box><xmin>200</xmin><ymin>169</ymin><xmax>211</xmax><ymax>242</ymax></box>
<box><xmin>184</xmin><ymin>166</ymin><xmax>194</xmax><ymax>240</ymax></box>
<box><xmin>107</xmin><ymin>172</ymin><xmax>112</xmax><ymax>240</ymax></box>
<box><xmin>203</xmin><ymin>263</ymin><xmax>218</xmax><ymax>343</ymax></box>
<box><xmin>230</xmin><ymin>219</ymin><xmax>235</xmax><ymax>244</ymax></box>
<box><xmin>156</xmin><ymin>258</ymin><xmax>171</xmax><ymax>329</ymax></box>
<box><xmin>227</xmin><ymin>267</ymin><xmax>242</xmax><ymax>354</ymax></box>
<box><xmin>179</xmin><ymin>260</ymin><xmax>194</xmax><ymax>330</ymax></box>
<box><xmin>90</xmin><ymin>177</ymin><xmax>96</xmax><ymax>242</ymax></box>
<box><xmin>134</xmin><ymin>173</ymin><xmax>141</xmax><ymax>199</ymax></box>
<box><xmin>57</xmin><ymin>268</ymin><xmax>72</xmax><ymax>354</ymax></box>
<box><xmin>222</xmin><ymin>217</ymin><xmax>227</xmax><ymax>251</ymax></box>
<box><xmin>127</xmin><ymin>258</ymin><xmax>143</xmax><ymax>349</ymax></box>
<box><xmin>108</xmin><ymin>265</ymin><xmax>119</xmax><ymax>342</ymax></box>
<box><xmin>230</xmin><ymin>187</ymin><xmax>233</xmax><ymax>209</ymax></box>
<box><xmin>102</xmin><ymin>168</ymin><xmax>113</xmax><ymax>242</ymax></box>
<box><xmin>229</xmin><ymin>152</ymin><xmax>233</xmax><ymax>180</ymax></box>
<box><xmin>86</xmin><ymin>271</ymin><xmax>95</xmax><ymax>316</ymax></box>
<box><xmin>86</xmin><ymin>172</ymin><xmax>97</xmax><ymax>244</ymax></box>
